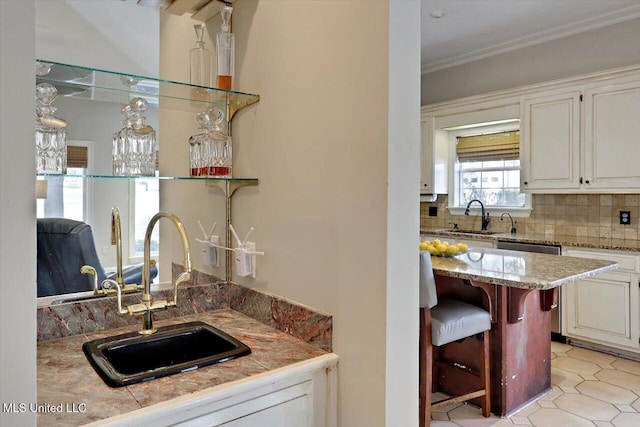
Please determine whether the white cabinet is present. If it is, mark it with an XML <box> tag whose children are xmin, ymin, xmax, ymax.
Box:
<box><xmin>520</xmin><ymin>91</ymin><xmax>581</xmax><ymax>191</ymax></box>
<box><xmin>521</xmin><ymin>75</ymin><xmax>640</xmax><ymax>193</ymax></box>
<box><xmin>420</xmin><ymin>115</ymin><xmax>448</xmax><ymax>197</ymax></box>
<box><xmin>562</xmin><ymin>247</ymin><xmax>640</xmax><ymax>352</ymax></box>
<box><xmin>583</xmin><ymin>81</ymin><xmax>640</xmax><ymax>190</ymax></box>
<box><xmin>89</xmin><ymin>354</ymin><xmax>338</xmax><ymax>427</ymax></box>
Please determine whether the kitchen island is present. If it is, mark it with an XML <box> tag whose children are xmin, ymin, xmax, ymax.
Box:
<box><xmin>427</xmin><ymin>247</ymin><xmax>617</xmax><ymax>416</ymax></box>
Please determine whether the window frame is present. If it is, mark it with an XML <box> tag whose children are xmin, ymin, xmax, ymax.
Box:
<box><xmin>447</xmin><ymin>123</ymin><xmax>532</xmax><ymax>217</ymax></box>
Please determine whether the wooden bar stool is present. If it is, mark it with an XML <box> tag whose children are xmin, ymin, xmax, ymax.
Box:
<box><xmin>419</xmin><ymin>252</ymin><xmax>491</xmax><ymax>427</ymax></box>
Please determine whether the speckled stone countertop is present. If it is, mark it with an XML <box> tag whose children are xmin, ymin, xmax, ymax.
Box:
<box><xmin>421</xmin><ymin>229</ymin><xmax>640</xmax><ymax>252</ymax></box>
<box><xmin>428</xmin><ymin>247</ymin><xmax>618</xmax><ymax>290</ymax></box>
<box><xmin>37</xmin><ymin>309</ymin><xmax>329</xmax><ymax>426</ymax></box>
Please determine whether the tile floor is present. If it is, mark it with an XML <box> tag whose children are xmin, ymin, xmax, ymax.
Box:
<box><xmin>430</xmin><ymin>342</ymin><xmax>640</xmax><ymax>426</ymax></box>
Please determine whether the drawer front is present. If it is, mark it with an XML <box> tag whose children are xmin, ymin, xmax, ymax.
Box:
<box><xmin>563</xmin><ymin>247</ymin><xmax>640</xmax><ymax>273</ymax></box>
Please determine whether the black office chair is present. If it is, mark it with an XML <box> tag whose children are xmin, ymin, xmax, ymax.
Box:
<box><xmin>37</xmin><ymin>218</ymin><xmax>157</xmax><ymax>297</ymax></box>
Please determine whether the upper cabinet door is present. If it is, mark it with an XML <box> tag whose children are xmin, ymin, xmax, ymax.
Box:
<box><xmin>583</xmin><ymin>81</ymin><xmax>640</xmax><ymax>190</ymax></box>
<box><xmin>520</xmin><ymin>91</ymin><xmax>582</xmax><ymax>191</ymax></box>
<box><xmin>420</xmin><ymin>117</ymin><xmax>433</xmax><ymax>194</ymax></box>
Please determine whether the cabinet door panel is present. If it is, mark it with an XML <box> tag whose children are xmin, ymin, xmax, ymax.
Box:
<box><xmin>521</xmin><ymin>92</ymin><xmax>581</xmax><ymax>191</ymax></box>
<box><xmin>584</xmin><ymin>82</ymin><xmax>640</xmax><ymax>190</ymax></box>
<box><xmin>564</xmin><ymin>275</ymin><xmax>639</xmax><ymax>350</ymax></box>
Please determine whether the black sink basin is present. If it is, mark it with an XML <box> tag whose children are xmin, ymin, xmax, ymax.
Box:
<box><xmin>83</xmin><ymin>321</ymin><xmax>251</xmax><ymax>387</ymax></box>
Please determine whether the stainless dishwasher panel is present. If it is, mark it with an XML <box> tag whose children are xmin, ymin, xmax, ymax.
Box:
<box><xmin>496</xmin><ymin>241</ymin><xmax>563</xmax><ymax>336</ymax></box>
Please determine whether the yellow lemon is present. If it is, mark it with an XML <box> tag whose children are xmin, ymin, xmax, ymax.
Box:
<box><xmin>436</xmin><ymin>244</ymin><xmax>448</xmax><ymax>254</ymax></box>
<box><xmin>456</xmin><ymin>243</ymin><xmax>468</xmax><ymax>251</ymax></box>
<box><xmin>419</xmin><ymin>241</ymin><xmax>429</xmax><ymax>251</ymax></box>
<box><xmin>432</xmin><ymin>239</ymin><xmax>441</xmax><ymax>246</ymax></box>
<box><xmin>427</xmin><ymin>245</ymin><xmax>438</xmax><ymax>255</ymax></box>
<box><xmin>445</xmin><ymin>246</ymin><xmax>459</xmax><ymax>256</ymax></box>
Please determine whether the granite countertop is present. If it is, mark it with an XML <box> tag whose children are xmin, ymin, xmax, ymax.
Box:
<box><xmin>37</xmin><ymin>309</ymin><xmax>329</xmax><ymax>426</ymax></box>
<box><xmin>428</xmin><ymin>247</ymin><xmax>618</xmax><ymax>290</ymax></box>
<box><xmin>421</xmin><ymin>228</ymin><xmax>640</xmax><ymax>252</ymax></box>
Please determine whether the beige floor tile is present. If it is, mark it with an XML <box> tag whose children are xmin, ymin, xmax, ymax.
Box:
<box><xmin>593</xmin><ymin>422</ymin><xmax>614</xmax><ymax>427</ymax></box>
<box><xmin>577</xmin><ymin>380</ymin><xmax>638</xmax><ymax>405</ymax></box>
<box><xmin>553</xmin><ymin>355</ymin><xmax>602</xmax><ymax>375</ymax></box>
<box><xmin>551</xmin><ymin>366</ymin><xmax>585</xmax><ymax>387</ymax></box>
<box><xmin>448</xmin><ymin>404</ymin><xmax>502</xmax><ymax>427</ymax></box>
<box><xmin>538</xmin><ymin>400</ymin><xmax>556</xmax><ymax>408</ymax></box>
<box><xmin>567</xmin><ymin>347</ymin><xmax>618</xmax><ymax>368</ymax></box>
<box><xmin>538</xmin><ymin>386</ymin><xmax>563</xmax><ymax>401</ymax></box>
<box><xmin>612</xmin><ymin>358</ymin><xmax>640</xmax><ymax>376</ymax></box>
<box><xmin>596</xmin><ymin>369</ymin><xmax>640</xmax><ymax>393</ymax></box>
<box><xmin>632</xmin><ymin>398</ymin><xmax>640</xmax><ymax>412</ymax></box>
<box><xmin>615</xmin><ymin>405</ymin><xmax>635</xmax><ymax>412</ymax></box>
<box><xmin>431</xmin><ymin>421</ymin><xmax>460</xmax><ymax>427</ymax></box>
<box><xmin>551</xmin><ymin>342</ymin><xmax>573</xmax><ymax>354</ymax></box>
<box><xmin>553</xmin><ymin>393</ymin><xmax>619</xmax><ymax>421</ymax></box>
<box><xmin>433</xmin><ymin>411</ymin><xmax>451</xmax><ymax>421</ymax></box>
<box><xmin>528</xmin><ymin>408</ymin><xmax>594</xmax><ymax>427</ymax></box>
<box><xmin>508</xmin><ymin>416</ymin><xmax>530</xmax><ymax>425</ymax></box>
<box><xmin>611</xmin><ymin>412</ymin><xmax>640</xmax><ymax>427</ymax></box>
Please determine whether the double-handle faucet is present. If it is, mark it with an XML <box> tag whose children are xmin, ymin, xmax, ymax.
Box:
<box><xmin>82</xmin><ymin>208</ymin><xmax>192</xmax><ymax>335</ymax></box>
<box><xmin>464</xmin><ymin>199</ymin><xmax>490</xmax><ymax>231</ymax></box>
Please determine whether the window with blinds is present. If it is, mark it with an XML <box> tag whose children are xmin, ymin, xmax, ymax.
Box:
<box><xmin>456</xmin><ymin>131</ymin><xmax>519</xmax><ymax>162</ymax></box>
<box><xmin>452</xmin><ymin>128</ymin><xmax>528</xmax><ymax>210</ymax></box>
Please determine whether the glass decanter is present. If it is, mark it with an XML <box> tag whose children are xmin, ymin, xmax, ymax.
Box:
<box><xmin>112</xmin><ymin>103</ymin><xmax>132</xmax><ymax>176</ymax></box>
<box><xmin>124</xmin><ymin>97</ymin><xmax>156</xmax><ymax>176</ymax></box>
<box><xmin>205</xmin><ymin>107</ymin><xmax>232</xmax><ymax>177</ymax></box>
<box><xmin>216</xmin><ymin>5</ymin><xmax>235</xmax><ymax>90</ymax></box>
<box><xmin>190</xmin><ymin>23</ymin><xmax>214</xmax><ymax>104</ymax></box>
<box><xmin>188</xmin><ymin>111</ymin><xmax>212</xmax><ymax>177</ymax></box>
<box><xmin>35</xmin><ymin>83</ymin><xmax>67</xmax><ymax>174</ymax></box>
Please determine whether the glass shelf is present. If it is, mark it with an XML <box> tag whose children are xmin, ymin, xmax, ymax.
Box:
<box><xmin>35</xmin><ymin>59</ymin><xmax>260</xmax><ymax>118</ymax></box>
<box><xmin>37</xmin><ymin>173</ymin><xmax>258</xmax><ymax>184</ymax></box>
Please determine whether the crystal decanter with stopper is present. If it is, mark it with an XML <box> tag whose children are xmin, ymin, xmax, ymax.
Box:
<box><xmin>124</xmin><ymin>97</ymin><xmax>156</xmax><ymax>176</ymax></box>
<box><xmin>216</xmin><ymin>5</ymin><xmax>235</xmax><ymax>90</ymax></box>
<box><xmin>112</xmin><ymin>103</ymin><xmax>132</xmax><ymax>176</ymax></box>
<box><xmin>190</xmin><ymin>23</ymin><xmax>214</xmax><ymax>103</ymax></box>
<box><xmin>205</xmin><ymin>107</ymin><xmax>232</xmax><ymax>177</ymax></box>
<box><xmin>188</xmin><ymin>111</ymin><xmax>211</xmax><ymax>177</ymax></box>
<box><xmin>35</xmin><ymin>83</ymin><xmax>67</xmax><ymax>174</ymax></box>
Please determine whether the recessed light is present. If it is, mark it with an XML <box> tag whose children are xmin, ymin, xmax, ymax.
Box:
<box><xmin>430</xmin><ymin>10</ymin><xmax>445</xmax><ymax>19</ymax></box>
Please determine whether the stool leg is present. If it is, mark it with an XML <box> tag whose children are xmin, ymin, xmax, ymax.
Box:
<box><xmin>480</xmin><ymin>329</ymin><xmax>491</xmax><ymax>417</ymax></box>
<box><xmin>419</xmin><ymin>308</ymin><xmax>433</xmax><ymax>427</ymax></box>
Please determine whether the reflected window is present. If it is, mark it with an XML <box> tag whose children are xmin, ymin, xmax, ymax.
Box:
<box><xmin>130</xmin><ymin>177</ymin><xmax>159</xmax><ymax>260</ymax></box>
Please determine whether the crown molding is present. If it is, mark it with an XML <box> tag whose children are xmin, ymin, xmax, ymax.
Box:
<box><xmin>422</xmin><ymin>3</ymin><xmax>640</xmax><ymax>75</ymax></box>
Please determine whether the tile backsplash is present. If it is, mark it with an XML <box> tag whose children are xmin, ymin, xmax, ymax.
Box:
<box><xmin>421</xmin><ymin>194</ymin><xmax>639</xmax><ymax>241</ymax></box>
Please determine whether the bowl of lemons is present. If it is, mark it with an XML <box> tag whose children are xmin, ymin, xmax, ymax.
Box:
<box><xmin>419</xmin><ymin>239</ymin><xmax>468</xmax><ymax>257</ymax></box>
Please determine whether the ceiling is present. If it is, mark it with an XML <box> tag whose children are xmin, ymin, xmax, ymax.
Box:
<box><xmin>421</xmin><ymin>0</ymin><xmax>640</xmax><ymax>74</ymax></box>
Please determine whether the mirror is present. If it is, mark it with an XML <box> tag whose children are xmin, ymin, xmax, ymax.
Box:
<box><xmin>35</xmin><ymin>0</ymin><xmax>161</xmax><ymax>297</ymax></box>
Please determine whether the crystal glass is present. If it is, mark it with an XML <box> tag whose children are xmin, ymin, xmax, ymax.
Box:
<box><xmin>35</xmin><ymin>83</ymin><xmax>67</xmax><ymax>174</ymax></box>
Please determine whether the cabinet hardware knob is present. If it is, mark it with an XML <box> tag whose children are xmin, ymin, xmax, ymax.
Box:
<box><xmin>523</xmin><ymin>181</ymin><xmax>528</xmax><ymax>185</ymax></box>
<box><xmin>579</xmin><ymin>177</ymin><xmax>583</xmax><ymax>184</ymax></box>
<box><xmin>585</xmin><ymin>180</ymin><xmax>590</xmax><ymax>184</ymax></box>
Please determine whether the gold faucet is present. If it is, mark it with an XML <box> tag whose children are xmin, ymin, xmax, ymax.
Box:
<box><xmin>121</xmin><ymin>212</ymin><xmax>192</xmax><ymax>335</ymax></box>
<box><xmin>81</xmin><ymin>207</ymin><xmax>148</xmax><ymax>296</ymax></box>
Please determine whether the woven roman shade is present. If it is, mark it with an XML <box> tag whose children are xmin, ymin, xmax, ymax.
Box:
<box><xmin>67</xmin><ymin>145</ymin><xmax>88</xmax><ymax>168</ymax></box>
<box><xmin>456</xmin><ymin>130</ymin><xmax>519</xmax><ymax>162</ymax></box>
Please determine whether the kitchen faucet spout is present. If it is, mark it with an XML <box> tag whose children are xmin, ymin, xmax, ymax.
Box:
<box><xmin>465</xmin><ymin>199</ymin><xmax>490</xmax><ymax>231</ymax></box>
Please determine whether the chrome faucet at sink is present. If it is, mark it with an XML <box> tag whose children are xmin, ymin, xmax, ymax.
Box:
<box><xmin>464</xmin><ymin>199</ymin><xmax>490</xmax><ymax>231</ymax></box>
<box><xmin>109</xmin><ymin>211</ymin><xmax>192</xmax><ymax>335</ymax></box>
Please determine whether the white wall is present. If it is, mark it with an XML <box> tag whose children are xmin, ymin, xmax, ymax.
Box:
<box><xmin>160</xmin><ymin>0</ymin><xmax>420</xmax><ymax>425</ymax></box>
<box><xmin>0</xmin><ymin>1</ymin><xmax>37</xmax><ymax>425</ymax></box>
<box><xmin>422</xmin><ymin>17</ymin><xmax>640</xmax><ymax>104</ymax></box>
<box><xmin>35</xmin><ymin>0</ymin><xmax>159</xmax><ymax>77</ymax></box>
